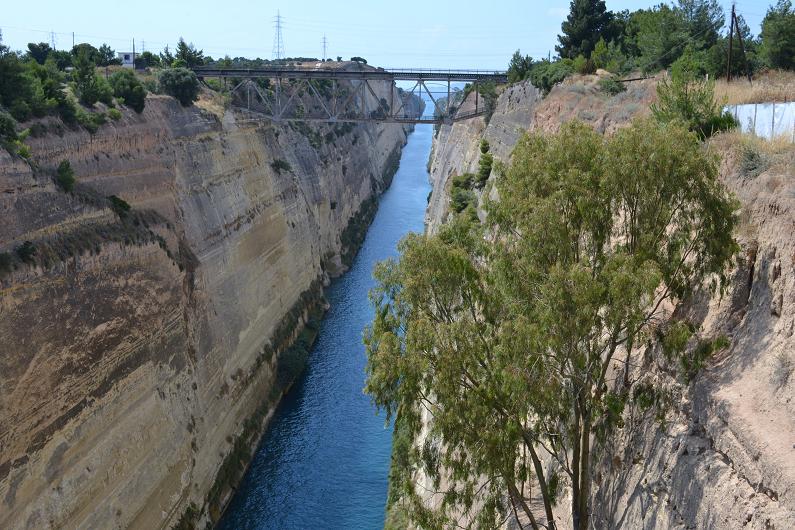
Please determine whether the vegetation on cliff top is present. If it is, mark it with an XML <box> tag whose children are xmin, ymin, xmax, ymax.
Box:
<box><xmin>508</xmin><ymin>0</ymin><xmax>795</xmax><ymax>95</ymax></box>
<box><xmin>365</xmin><ymin>118</ymin><xmax>738</xmax><ymax>529</ymax></box>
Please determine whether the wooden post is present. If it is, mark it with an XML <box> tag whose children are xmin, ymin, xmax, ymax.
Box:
<box><xmin>733</xmin><ymin>9</ymin><xmax>753</xmax><ymax>83</ymax></box>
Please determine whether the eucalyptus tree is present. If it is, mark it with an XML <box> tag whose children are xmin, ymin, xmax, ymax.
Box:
<box><xmin>365</xmin><ymin>119</ymin><xmax>737</xmax><ymax>530</ymax></box>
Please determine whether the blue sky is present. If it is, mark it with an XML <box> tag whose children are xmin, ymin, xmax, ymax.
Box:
<box><xmin>0</xmin><ymin>0</ymin><xmax>775</xmax><ymax>69</ymax></box>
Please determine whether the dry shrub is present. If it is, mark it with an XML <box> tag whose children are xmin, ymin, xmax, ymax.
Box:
<box><xmin>715</xmin><ymin>70</ymin><xmax>795</xmax><ymax>105</ymax></box>
<box><xmin>713</xmin><ymin>131</ymin><xmax>795</xmax><ymax>175</ymax></box>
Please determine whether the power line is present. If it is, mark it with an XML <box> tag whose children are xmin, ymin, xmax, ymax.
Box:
<box><xmin>272</xmin><ymin>10</ymin><xmax>285</xmax><ymax>60</ymax></box>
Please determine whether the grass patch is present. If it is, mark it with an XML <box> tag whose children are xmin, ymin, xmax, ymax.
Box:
<box><xmin>715</xmin><ymin>70</ymin><xmax>795</xmax><ymax>105</ymax></box>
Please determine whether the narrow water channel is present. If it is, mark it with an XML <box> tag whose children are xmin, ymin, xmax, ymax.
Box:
<box><xmin>218</xmin><ymin>124</ymin><xmax>434</xmax><ymax>529</ymax></box>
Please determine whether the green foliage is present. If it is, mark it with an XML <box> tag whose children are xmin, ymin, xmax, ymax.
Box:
<box><xmin>680</xmin><ymin>335</ymin><xmax>729</xmax><ymax>381</ymax></box>
<box><xmin>271</xmin><ymin>159</ymin><xmax>292</xmax><ymax>174</ymax></box>
<box><xmin>75</xmin><ymin>107</ymin><xmax>106</xmax><ymax>134</ymax></box>
<box><xmin>108</xmin><ymin>195</ymin><xmax>131</xmax><ymax>218</ymax></box>
<box><xmin>761</xmin><ymin>0</ymin><xmax>795</xmax><ymax>70</ymax></box>
<box><xmin>15</xmin><ymin>241</ymin><xmax>37</xmax><ymax>264</ymax></box>
<box><xmin>0</xmin><ymin>251</ymin><xmax>13</xmax><ymax>278</ymax></box>
<box><xmin>71</xmin><ymin>43</ymin><xmax>101</xmax><ymax>64</ymax></box>
<box><xmin>109</xmin><ymin>69</ymin><xmax>146</xmax><ymax>113</ymax></box>
<box><xmin>26</xmin><ymin>42</ymin><xmax>53</xmax><ymax>64</ymax></box>
<box><xmin>175</xmin><ymin>38</ymin><xmax>204</xmax><ymax>68</ymax></box>
<box><xmin>529</xmin><ymin>60</ymin><xmax>574</xmax><ymax>94</ymax></box>
<box><xmin>598</xmin><ymin>75</ymin><xmax>626</xmax><ymax>95</ymax></box>
<box><xmin>450</xmin><ymin>171</ymin><xmax>476</xmax><ymax>213</ymax></box>
<box><xmin>625</xmin><ymin>5</ymin><xmax>691</xmax><ymax>72</ymax></box>
<box><xmin>0</xmin><ymin>111</ymin><xmax>17</xmax><ymax>143</ymax></box>
<box><xmin>107</xmin><ymin>107</ymin><xmax>122</xmax><ymax>120</ymax></box>
<box><xmin>134</xmin><ymin>51</ymin><xmax>161</xmax><ymax>69</ymax></box>
<box><xmin>159</xmin><ymin>45</ymin><xmax>175</xmax><ymax>67</ymax></box>
<box><xmin>50</xmin><ymin>50</ymin><xmax>73</xmax><ymax>70</ymax></box>
<box><xmin>677</xmin><ymin>0</ymin><xmax>725</xmax><ymax>49</ymax></box>
<box><xmin>572</xmin><ymin>54</ymin><xmax>596</xmax><ymax>74</ymax></box>
<box><xmin>350</xmin><ymin>56</ymin><xmax>368</xmax><ymax>64</ymax></box>
<box><xmin>557</xmin><ymin>0</ymin><xmax>616</xmax><ymax>59</ymax></box>
<box><xmin>56</xmin><ymin>160</ymin><xmax>76</xmax><ymax>192</ymax></box>
<box><xmin>365</xmin><ymin>119</ymin><xmax>738</xmax><ymax>529</ymax></box>
<box><xmin>591</xmin><ymin>37</ymin><xmax>629</xmax><ymax>72</ymax></box>
<box><xmin>73</xmin><ymin>48</ymin><xmax>112</xmax><ymax>106</ymax></box>
<box><xmin>507</xmin><ymin>50</ymin><xmax>534</xmax><ymax>83</ymax></box>
<box><xmin>158</xmin><ymin>67</ymin><xmax>200</xmax><ymax>106</ymax></box>
<box><xmin>651</xmin><ymin>49</ymin><xmax>738</xmax><ymax>138</ymax></box>
<box><xmin>97</xmin><ymin>44</ymin><xmax>119</xmax><ymax>67</ymax></box>
<box><xmin>476</xmin><ymin>139</ymin><xmax>493</xmax><ymax>187</ymax></box>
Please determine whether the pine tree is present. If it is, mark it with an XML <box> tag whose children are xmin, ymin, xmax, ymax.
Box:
<box><xmin>556</xmin><ymin>0</ymin><xmax>614</xmax><ymax>59</ymax></box>
<box><xmin>175</xmin><ymin>38</ymin><xmax>204</xmax><ymax>68</ymax></box>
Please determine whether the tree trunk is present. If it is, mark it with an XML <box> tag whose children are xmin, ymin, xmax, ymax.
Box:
<box><xmin>571</xmin><ymin>403</ymin><xmax>593</xmax><ymax>530</ymax></box>
<box><xmin>571</xmin><ymin>402</ymin><xmax>582</xmax><ymax>530</ymax></box>
<box><xmin>577</xmin><ymin>412</ymin><xmax>592</xmax><ymax>530</ymax></box>
<box><xmin>522</xmin><ymin>433</ymin><xmax>557</xmax><ymax>529</ymax></box>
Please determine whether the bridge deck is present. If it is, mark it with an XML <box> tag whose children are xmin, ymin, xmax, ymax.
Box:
<box><xmin>193</xmin><ymin>67</ymin><xmax>508</xmax><ymax>83</ymax></box>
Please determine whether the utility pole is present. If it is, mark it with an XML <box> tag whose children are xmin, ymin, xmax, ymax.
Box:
<box><xmin>322</xmin><ymin>34</ymin><xmax>328</xmax><ymax>61</ymax></box>
<box><xmin>733</xmin><ymin>8</ymin><xmax>753</xmax><ymax>82</ymax></box>
<box><xmin>272</xmin><ymin>10</ymin><xmax>285</xmax><ymax>60</ymax></box>
<box><xmin>72</xmin><ymin>32</ymin><xmax>75</xmax><ymax>49</ymax></box>
<box><xmin>132</xmin><ymin>38</ymin><xmax>136</xmax><ymax>69</ymax></box>
<box><xmin>726</xmin><ymin>3</ymin><xmax>735</xmax><ymax>82</ymax></box>
<box><xmin>50</xmin><ymin>30</ymin><xmax>56</xmax><ymax>49</ymax></box>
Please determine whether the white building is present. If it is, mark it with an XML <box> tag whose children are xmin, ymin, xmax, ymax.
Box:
<box><xmin>117</xmin><ymin>52</ymin><xmax>134</xmax><ymax>68</ymax></box>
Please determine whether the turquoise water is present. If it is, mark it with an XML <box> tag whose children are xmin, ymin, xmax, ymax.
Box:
<box><xmin>217</xmin><ymin>124</ymin><xmax>433</xmax><ymax>530</ymax></box>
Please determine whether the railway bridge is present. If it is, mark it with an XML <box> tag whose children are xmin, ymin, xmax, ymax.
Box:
<box><xmin>192</xmin><ymin>66</ymin><xmax>508</xmax><ymax>125</ymax></box>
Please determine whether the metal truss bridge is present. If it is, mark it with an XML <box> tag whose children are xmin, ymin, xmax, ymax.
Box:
<box><xmin>192</xmin><ymin>66</ymin><xmax>508</xmax><ymax>125</ymax></box>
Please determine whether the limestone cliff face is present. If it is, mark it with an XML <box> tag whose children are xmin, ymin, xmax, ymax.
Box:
<box><xmin>1</xmin><ymin>81</ymin><xmax>416</xmax><ymax>529</ymax></box>
<box><xmin>423</xmin><ymin>74</ymin><xmax>795</xmax><ymax>528</ymax></box>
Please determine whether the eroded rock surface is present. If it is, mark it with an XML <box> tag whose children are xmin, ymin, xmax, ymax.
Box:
<box><xmin>1</xmin><ymin>84</ymin><xmax>417</xmax><ymax>529</ymax></box>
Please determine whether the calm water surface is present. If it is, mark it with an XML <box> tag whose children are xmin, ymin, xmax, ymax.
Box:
<box><xmin>218</xmin><ymin>124</ymin><xmax>433</xmax><ymax>530</ymax></box>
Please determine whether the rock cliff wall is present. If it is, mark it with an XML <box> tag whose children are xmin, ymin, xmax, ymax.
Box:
<box><xmin>422</xmin><ymin>74</ymin><xmax>795</xmax><ymax>529</ymax></box>
<box><xmin>0</xmin><ymin>78</ymin><xmax>419</xmax><ymax>529</ymax></box>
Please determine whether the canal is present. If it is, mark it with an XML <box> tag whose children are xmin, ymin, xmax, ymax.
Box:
<box><xmin>218</xmin><ymin>123</ymin><xmax>434</xmax><ymax>529</ymax></box>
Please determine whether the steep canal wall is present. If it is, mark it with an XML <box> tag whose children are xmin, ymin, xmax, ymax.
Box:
<box><xmin>404</xmin><ymin>74</ymin><xmax>795</xmax><ymax>529</ymax></box>
<box><xmin>0</xmin><ymin>75</ymin><xmax>421</xmax><ymax>529</ymax></box>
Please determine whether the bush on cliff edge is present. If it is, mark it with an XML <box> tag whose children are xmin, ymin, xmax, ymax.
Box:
<box><xmin>158</xmin><ymin>67</ymin><xmax>200</xmax><ymax>106</ymax></box>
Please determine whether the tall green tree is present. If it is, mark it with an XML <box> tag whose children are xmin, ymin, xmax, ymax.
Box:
<box><xmin>159</xmin><ymin>45</ymin><xmax>175</xmax><ymax>67</ymax></box>
<box><xmin>556</xmin><ymin>0</ymin><xmax>614</xmax><ymax>59</ymax></box>
<box><xmin>507</xmin><ymin>50</ymin><xmax>534</xmax><ymax>83</ymax></box>
<box><xmin>625</xmin><ymin>5</ymin><xmax>690</xmax><ymax>72</ymax></box>
<box><xmin>175</xmin><ymin>38</ymin><xmax>204</xmax><ymax>68</ymax></box>
<box><xmin>26</xmin><ymin>42</ymin><xmax>53</xmax><ymax>65</ymax></box>
<box><xmin>677</xmin><ymin>0</ymin><xmax>724</xmax><ymax>48</ymax></box>
<box><xmin>365</xmin><ymin>119</ymin><xmax>737</xmax><ymax>530</ymax></box>
<box><xmin>73</xmin><ymin>48</ymin><xmax>112</xmax><ymax>106</ymax></box>
<box><xmin>97</xmin><ymin>43</ymin><xmax>119</xmax><ymax>66</ymax></box>
<box><xmin>71</xmin><ymin>43</ymin><xmax>101</xmax><ymax>64</ymax></box>
<box><xmin>760</xmin><ymin>0</ymin><xmax>795</xmax><ymax>69</ymax></box>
